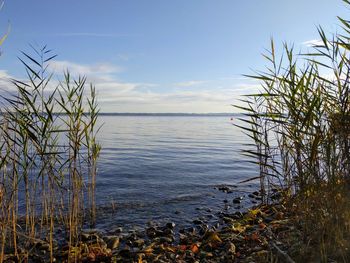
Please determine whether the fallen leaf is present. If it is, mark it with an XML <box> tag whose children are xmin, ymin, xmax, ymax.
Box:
<box><xmin>232</xmin><ymin>223</ymin><xmax>246</xmax><ymax>233</ymax></box>
<box><xmin>251</xmin><ymin>232</ymin><xmax>260</xmax><ymax>242</ymax></box>
<box><xmin>191</xmin><ymin>244</ymin><xmax>199</xmax><ymax>254</ymax></box>
<box><xmin>179</xmin><ymin>245</ymin><xmax>187</xmax><ymax>251</ymax></box>
<box><xmin>259</xmin><ymin>222</ymin><xmax>267</xmax><ymax>229</ymax></box>
<box><xmin>208</xmin><ymin>232</ymin><xmax>222</xmax><ymax>243</ymax></box>
<box><xmin>143</xmin><ymin>243</ymin><xmax>156</xmax><ymax>254</ymax></box>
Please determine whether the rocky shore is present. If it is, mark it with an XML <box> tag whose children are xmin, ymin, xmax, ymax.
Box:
<box><xmin>3</xmin><ymin>187</ymin><xmax>295</xmax><ymax>263</ymax></box>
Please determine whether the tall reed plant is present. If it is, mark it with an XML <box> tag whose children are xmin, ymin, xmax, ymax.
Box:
<box><xmin>236</xmin><ymin>1</ymin><xmax>350</xmax><ymax>260</ymax></box>
<box><xmin>0</xmin><ymin>46</ymin><xmax>100</xmax><ymax>263</ymax></box>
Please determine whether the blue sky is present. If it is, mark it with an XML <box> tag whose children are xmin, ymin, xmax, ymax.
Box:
<box><xmin>0</xmin><ymin>1</ymin><xmax>347</xmax><ymax>112</ymax></box>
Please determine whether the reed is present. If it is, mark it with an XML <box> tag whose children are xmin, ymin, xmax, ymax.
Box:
<box><xmin>236</xmin><ymin>1</ymin><xmax>350</xmax><ymax>261</ymax></box>
<box><xmin>0</xmin><ymin>46</ymin><xmax>100</xmax><ymax>262</ymax></box>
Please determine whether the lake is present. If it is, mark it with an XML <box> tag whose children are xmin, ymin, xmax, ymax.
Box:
<box><xmin>93</xmin><ymin>114</ymin><xmax>259</xmax><ymax>231</ymax></box>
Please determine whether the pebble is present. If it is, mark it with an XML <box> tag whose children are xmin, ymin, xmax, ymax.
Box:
<box><xmin>233</xmin><ymin>197</ymin><xmax>243</xmax><ymax>204</ymax></box>
<box><xmin>133</xmin><ymin>239</ymin><xmax>145</xmax><ymax>247</ymax></box>
<box><xmin>106</xmin><ymin>236</ymin><xmax>120</xmax><ymax>250</ymax></box>
<box><xmin>163</xmin><ymin>228</ymin><xmax>174</xmax><ymax>236</ymax></box>
<box><xmin>218</xmin><ymin>186</ymin><xmax>231</xmax><ymax>192</ymax></box>
<box><xmin>113</xmin><ymin>227</ymin><xmax>123</xmax><ymax>234</ymax></box>
<box><xmin>166</xmin><ymin>222</ymin><xmax>176</xmax><ymax>229</ymax></box>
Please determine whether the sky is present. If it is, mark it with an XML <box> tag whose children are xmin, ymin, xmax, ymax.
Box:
<box><xmin>0</xmin><ymin>0</ymin><xmax>348</xmax><ymax>113</ymax></box>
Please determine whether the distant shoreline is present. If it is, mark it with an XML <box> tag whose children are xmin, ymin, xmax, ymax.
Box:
<box><xmin>0</xmin><ymin>112</ymin><xmax>242</xmax><ymax>117</ymax></box>
<box><xmin>98</xmin><ymin>112</ymin><xmax>241</xmax><ymax>117</ymax></box>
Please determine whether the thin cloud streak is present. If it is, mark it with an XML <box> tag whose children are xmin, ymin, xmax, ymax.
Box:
<box><xmin>52</xmin><ymin>32</ymin><xmax>141</xmax><ymax>38</ymax></box>
<box><xmin>175</xmin><ymin>80</ymin><xmax>207</xmax><ymax>87</ymax></box>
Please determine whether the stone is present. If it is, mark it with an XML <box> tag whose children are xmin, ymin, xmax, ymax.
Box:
<box><xmin>113</xmin><ymin>227</ymin><xmax>123</xmax><ymax>234</ymax></box>
<box><xmin>159</xmin><ymin>236</ymin><xmax>173</xmax><ymax>244</ymax></box>
<box><xmin>166</xmin><ymin>222</ymin><xmax>176</xmax><ymax>229</ymax></box>
<box><xmin>233</xmin><ymin>197</ymin><xmax>242</xmax><ymax>204</ymax></box>
<box><xmin>133</xmin><ymin>239</ymin><xmax>145</xmax><ymax>248</ymax></box>
<box><xmin>163</xmin><ymin>228</ymin><xmax>174</xmax><ymax>236</ymax></box>
<box><xmin>106</xmin><ymin>236</ymin><xmax>120</xmax><ymax>250</ymax></box>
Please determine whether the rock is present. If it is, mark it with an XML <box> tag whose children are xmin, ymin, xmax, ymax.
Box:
<box><xmin>233</xmin><ymin>197</ymin><xmax>242</xmax><ymax>204</ymax></box>
<box><xmin>174</xmin><ymin>210</ymin><xmax>181</xmax><ymax>214</ymax></box>
<box><xmin>218</xmin><ymin>185</ymin><xmax>231</xmax><ymax>192</ymax></box>
<box><xmin>223</xmin><ymin>199</ymin><xmax>228</xmax><ymax>203</ymax></box>
<box><xmin>113</xmin><ymin>227</ymin><xmax>123</xmax><ymax>234</ymax></box>
<box><xmin>106</xmin><ymin>236</ymin><xmax>120</xmax><ymax>250</ymax></box>
<box><xmin>163</xmin><ymin>228</ymin><xmax>174</xmax><ymax>236</ymax></box>
<box><xmin>166</xmin><ymin>222</ymin><xmax>176</xmax><ymax>229</ymax></box>
<box><xmin>80</xmin><ymin>233</ymin><xmax>90</xmax><ymax>241</ymax></box>
<box><xmin>146</xmin><ymin>227</ymin><xmax>158</xmax><ymax>238</ymax></box>
<box><xmin>133</xmin><ymin>238</ymin><xmax>145</xmax><ymax>247</ymax></box>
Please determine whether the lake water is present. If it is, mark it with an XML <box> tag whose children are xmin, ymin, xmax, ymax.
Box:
<box><xmin>94</xmin><ymin>114</ymin><xmax>259</xmax><ymax>231</ymax></box>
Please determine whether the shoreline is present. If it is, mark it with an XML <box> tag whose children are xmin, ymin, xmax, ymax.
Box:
<box><xmin>2</xmin><ymin>186</ymin><xmax>293</xmax><ymax>262</ymax></box>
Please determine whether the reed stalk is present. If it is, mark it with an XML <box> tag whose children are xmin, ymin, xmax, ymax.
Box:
<box><xmin>0</xmin><ymin>46</ymin><xmax>100</xmax><ymax>262</ymax></box>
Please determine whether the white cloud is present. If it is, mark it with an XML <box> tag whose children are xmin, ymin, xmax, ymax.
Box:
<box><xmin>302</xmin><ymin>39</ymin><xmax>324</xmax><ymax>47</ymax></box>
<box><xmin>50</xmin><ymin>60</ymin><xmax>122</xmax><ymax>78</ymax></box>
<box><xmin>0</xmin><ymin>59</ymin><xmax>262</xmax><ymax>113</ymax></box>
<box><xmin>52</xmin><ymin>33</ymin><xmax>140</xmax><ymax>38</ymax></box>
<box><xmin>0</xmin><ymin>70</ymin><xmax>13</xmax><ymax>92</ymax></box>
<box><xmin>175</xmin><ymin>80</ymin><xmax>207</xmax><ymax>87</ymax></box>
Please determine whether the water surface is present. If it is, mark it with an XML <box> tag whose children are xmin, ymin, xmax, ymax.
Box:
<box><xmin>94</xmin><ymin>114</ymin><xmax>258</xmax><ymax>230</ymax></box>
